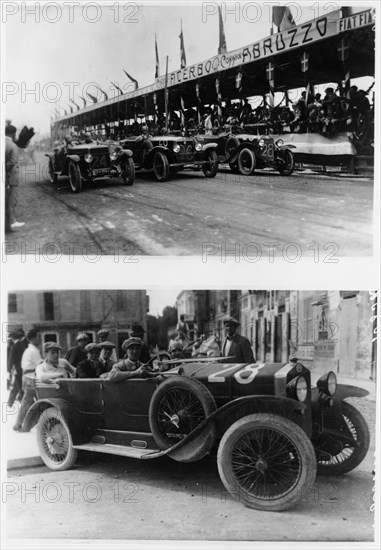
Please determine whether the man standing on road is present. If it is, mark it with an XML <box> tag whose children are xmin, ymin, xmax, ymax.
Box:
<box><xmin>220</xmin><ymin>316</ymin><xmax>255</xmax><ymax>364</ymax></box>
<box><xmin>7</xmin><ymin>329</ymin><xmax>29</xmax><ymax>407</ymax></box>
<box><xmin>108</xmin><ymin>338</ymin><xmax>156</xmax><ymax>382</ymax></box>
<box><xmin>5</xmin><ymin>124</ymin><xmax>25</xmax><ymax>233</ymax></box>
<box><xmin>13</xmin><ymin>329</ymin><xmax>42</xmax><ymax>431</ymax></box>
<box><xmin>65</xmin><ymin>333</ymin><xmax>89</xmax><ymax>367</ymax></box>
<box><xmin>36</xmin><ymin>342</ymin><xmax>76</xmax><ymax>383</ymax></box>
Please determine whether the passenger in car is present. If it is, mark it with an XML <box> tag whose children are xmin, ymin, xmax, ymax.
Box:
<box><xmin>76</xmin><ymin>343</ymin><xmax>102</xmax><ymax>379</ymax></box>
<box><xmin>36</xmin><ymin>342</ymin><xmax>76</xmax><ymax>384</ymax></box>
<box><xmin>107</xmin><ymin>338</ymin><xmax>156</xmax><ymax>382</ymax></box>
<box><xmin>98</xmin><ymin>341</ymin><xmax>116</xmax><ymax>374</ymax></box>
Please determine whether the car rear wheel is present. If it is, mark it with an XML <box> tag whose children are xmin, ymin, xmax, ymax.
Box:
<box><xmin>238</xmin><ymin>148</ymin><xmax>256</xmax><ymax>176</ymax></box>
<box><xmin>153</xmin><ymin>152</ymin><xmax>170</xmax><ymax>182</ymax></box>
<box><xmin>37</xmin><ymin>408</ymin><xmax>78</xmax><ymax>471</ymax></box>
<box><xmin>278</xmin><ymin>149</ymin><xmax>294</xmax><ymax>176</ymax></box>
<box><xmin>68</xmin><ymin>161</ymin><xmax>82</xmax><ymax>193</ymax></box>
<box><xmin>202</xmin><ymin>150</ymin><xmax>219</xmax><ymax>178</ymax></box>
<box><xmin>217</xmin><ymin>413</ymin><xmax>317</xmax><ymax>511</ymax></box>
<box><xmin>316</xmin><ymin>402</ymin><xmax>370</xmax><ymax>475</ymax></box>
<box><xmin>120</xmin><ymin>156</ymin><xmax>135</xmax><ymax>185</ymax></box>
<box><xmin>149</xmin><ymin>376</ymin><xmax>216</xmax><ymax>462</ymax></box>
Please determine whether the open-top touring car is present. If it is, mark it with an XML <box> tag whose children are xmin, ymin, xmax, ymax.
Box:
<box><xmin>119</xmin><ymin>135</ymin><xmax>219</xmax><ymax>182</ymax></box>
<box><xmin>46</xmin><ymin>140</ymin><xmax>135</xmax><ymax>193</ymax></box>
<box><xmin>23</xmin><ymin>359</ymin><xmax>370</xmax><ymax>512</ymax></box>
<box><xmin>197</xmin><ymin>130</ymin><xmax>295</xmax><ymax>177</ymax></box>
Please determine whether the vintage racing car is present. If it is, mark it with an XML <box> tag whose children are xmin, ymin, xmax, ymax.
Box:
<box><xmin>23</xmin><ymin>358</ymin><xmax>370</xmax><ymax>512</ymax></box>
<box><xmin>120</xmin><ymin>135</ymin><xmax>219</xmax><ymax>182</ymax></box>
<box><xmin>46</xmin><ymin>140</ymin><xmax>135</xmax><ymax>193</ymax></box>
<box><xmin>197</xmin><ymin>130</ymin><xmax>295</xmax><ymax>177</ymax></box>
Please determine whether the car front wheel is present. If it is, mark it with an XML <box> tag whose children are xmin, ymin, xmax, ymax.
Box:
<box><xmin>217</xmin><ymin>413</ymin><xmax>317</xmax><ymax>511</ymax></box>
<box><xmin>153</xmin><ymin>151</ymin><xmax>170</xmax><ymax>182</ymax></box>
<box><xmin>278</xmin><ymin>149</ymin><xmax>294</xmax><ymax>176</ymax></box>
<box><xmin>237</xmin><ymin>148</ymin><xmax>256</xmax><ymax>176</ymax></box>
<box><xmin>68</xmin><ymin>160</ymin><xmax>82</xmax><ymax>193</ymax></box>
<box><xmin>37</xmin><ymin>408</ymin><xmax>78</xmax><ymax>471</ymax></box>
<box><xmin>120</xmin><ymin>156</ymin><xmax>135</xmax><ymax>186</ymax></box>
<box><xmin>202</xmin><ymin>150</ymin><xmax>219</xmax><ymax>178</ymax></box>
<box><xmin>316</xmin><ymin>401</ymin><xmax>370</xmax><ymax>475</ymax></box>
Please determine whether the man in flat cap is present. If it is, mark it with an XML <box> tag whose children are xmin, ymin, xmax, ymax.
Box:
<box><xmin>108</xmin><ymin>338</ymin><xmax>155</xmax><ymax>382</ymax></box>
<box><xmin>36</xmin><ymin>342</ymin><xmax>76</xmax><ymax>384</ymax></box>
<box><xmin>129</xmin><ymin>323</ymin><xmax>150</xmax><ymax>364</ymax></box>
<box><xmin>65</xmin><ymin>333</ymin><xmax>89</xmax><ymax>367</ymax></box>
<box><xmin>98</xmin><ymin>341</ymin><xmax>116</xmax><ymax>374</ymax></box>
<box><xmin>76</xmin><ymin>343</ymin><xmax>103</xmax><ymax>379</ymax></box>
<box><xmin>220</xmin><ymin>316</ymin><xmax>255</xmax><ymax>364</ymax></box>
<box><xmin>5</xmin><ymin>124</ymin><xmax>25</xmax><ymax>233</ymax></box>
<box><xmin>97</xmin><ymin>329</ymin><xmax>118</xmax><ymax>362</ymax></box>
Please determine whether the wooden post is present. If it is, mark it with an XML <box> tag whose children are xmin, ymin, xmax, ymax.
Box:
<box><xmin>164</xmin><ymin>55</ymin><xmax>169</xmax><ymax>132</ymax></box>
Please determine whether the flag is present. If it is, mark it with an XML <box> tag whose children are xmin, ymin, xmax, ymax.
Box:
<box><xmin>68</xmin><ymin>104</ymin><xmax>73</xmax><ymax>114</ymax></box>
<box><xmin>155</xmin><ymin>35</ymin><xmax>160</xmax><ymax>78</ymax></box>
<box><xmin>272</xmin><ymin>6</ymin><xmax>295</xmax><ymax>32</ymax></box>
<box><xmin>87</xmin><ymin>92</ymin><xmax>98</xmax><ymax>103</ymax></box>
<box><xmin>111</xmin><ymin>81</ymin><xmax>124</xmax><ymax>95</ymax></box>
<box><xmin>179</xmin><ymin>21</ymin><xmax>186</xmax><ymax>68</ymax></box>
<box><xmin>218</xmin><ymin>5</ymin><xmax>227</xmax><ymax>54</ymax></box>
<box><xmin>70</xmin><ymin>99</ymin><xmax>80</xmax><ymax>110</ymax></box>
<box><xmin>123</xmin><ymin>69</ymin><xmax>139</xmax><ymax>90</ymax></box>
<box><xmin>94</xmin><ymin>84</ymin><xmax>108</xmax><ymax>101</ymax></box>
<box><xmin>79</xmin><ymin>95</ymin><xmax>87</xmax><ymax>108</ymax></box>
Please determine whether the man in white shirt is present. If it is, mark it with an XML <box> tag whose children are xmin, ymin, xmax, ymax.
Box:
<box><xmin>36</xmin><ymin>342</ymin><xmax>76</xmax><ymax>384</ymax></box>
<box><xmin>13</xmin><ymin>329</ymin><xmax>42</xmax><ymax>431</ymax></box>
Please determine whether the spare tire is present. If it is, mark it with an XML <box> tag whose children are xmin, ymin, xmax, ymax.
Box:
<box><xmin>149</xmin><ymin>376</ymin><xmax>216</xmax><ymax>462</ymax></box>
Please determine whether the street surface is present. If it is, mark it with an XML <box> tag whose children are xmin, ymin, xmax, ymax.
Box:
<box><xmin>4</xmin><ymin>153</ymin><xmax>373</xmax><ymax>257</ymax></box>
<box><xmin>4</xmin><ymin>397</ymin><xmax>376</xmax><ymax>542</ymax></box>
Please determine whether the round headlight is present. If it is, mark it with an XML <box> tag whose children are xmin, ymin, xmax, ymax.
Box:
<box><xmin>173</xmin><ymin>144</ymin><xmax>181</xmax><ymax>153</ymax></box>
<box><xmin>110</xmin><ymin>152</ymin><xmax>118</xmax><ymax>161</ymax></box>
<box><xmin>84</xmin><ymin>153</ymin><xmax>93</xmax><ymax>163</ymax></box>
<box><xmin>195</xmin><ymin>143</ymin><xmax>202</xmax><ymax>151</ymax></box>
<box><xmin>276</xmin><ymin>138</ymin><xmax>284</xmax><ymax>147</ymax></box>
<box><xmin>295</xmin><ymin>376</ymin><xmax>308</xmax><ymax>402</ymax></box>
<box><xmin>258</xmin><ymin>138</ymin><xmax>265</xmax><ymax>147</ymax></box>
<box><xmin>317</xmin><ymin>371</ymin><xmax>337</xmax><ymax>396</ymax></box>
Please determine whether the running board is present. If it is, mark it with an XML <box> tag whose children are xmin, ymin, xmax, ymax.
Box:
<box><xmin>73</xmin><ymin>442</ymin><xmax>160</xmax><ymax>459</ymax></box>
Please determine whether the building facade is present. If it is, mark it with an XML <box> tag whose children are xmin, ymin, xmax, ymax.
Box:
<box><xmin>7</xmin><ymin>290</ymin><xmax>148</xmax><ymax>357</ymax></box>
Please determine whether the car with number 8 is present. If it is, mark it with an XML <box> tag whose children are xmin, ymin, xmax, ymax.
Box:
<box><xmin>23</xmin><ymin>357</ymin><xmax>370</xmax><ymax>512</ymax></box>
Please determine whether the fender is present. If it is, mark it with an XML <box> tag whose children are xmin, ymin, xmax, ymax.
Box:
<box><xmin>227</xmin><ymin>141</ymin><xmax>255</xmax><ymax>164</ymax></box>
<box><xmin>202</xmin><ymin>142</ymin><xmax>218</xmax><ymax>151</ymax></box>
<box><xmin>22</xmin><ymin>398</ymin><xmax>90</xmax><ymax>444</ymax></box>
<box><xmin>66</xmin><ymin>154</ymin><xmax>80</xmax><ymax>163</ymax></box>
<box><xmin>119</xmin><ymin>149</ymin><xmax>133</xmax><ymax>158</ymax></box>
<box><xmin>311</xmin><ymin>383</ymin><xmax>369</xmax><ymax>404</ymax></box>
<box><xmin>141</xmin><ymin>395</ymin><xmax>308</xmax><ymax>460</ymax></box>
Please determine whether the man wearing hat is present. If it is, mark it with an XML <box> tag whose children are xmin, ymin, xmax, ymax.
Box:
<box><xmin>65</xmin><ymin>333</ymin><xmax>89</xmax><ymax>367</ymax></box>
<box><xmin>5</xmin><ymin>124</ymin><xmax>25</xmax><ymax>233</ymax></box>
<box><xmin>36</xmin><ymin>342</ymin><xmax>76</xmax><ymax>384</ymax></box>
<box><xmin>7</xmin><ymin>328</ymin><xmax>29</xmax><ymax>407</ymax></box>
<box><xmin>98</xmin><ymin>341</ymin><xmax>117</xmax><ymax>373</ymax></box>
<box><xmin>220</xmin><ymin>316</ymin><xmax>255</xmax><ymax>364</ymax></box>
<box><xmin>108</xmin><ymin>338</ymin><xmax>155</xmax><ymax>382</ymax></box>
<box><xmin>97</xmin><ymin>329</ymin><xmax>118</xmax><ymax>362</ymax></box>
<box><xmin>129</xmin><ymin>324</ymin><xmax>150</xmax><ymax>364</ymax></box>
<box><xmin>76</xmin><ymin>343</ymin><xmax>103</xmax><ymax>378</ymax></box>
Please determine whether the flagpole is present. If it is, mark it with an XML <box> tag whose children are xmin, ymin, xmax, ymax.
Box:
<box><xmin>164</xmin><ymin>55</ymin><xmax>169</xmax><ymax>132</ymax></box>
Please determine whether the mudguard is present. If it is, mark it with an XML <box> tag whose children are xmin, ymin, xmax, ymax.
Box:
<box><xmin>66</xmin><ymin>154</ymin><xmax>80</xmax><ymax>163</ymax></box>
<box><xmin>227</xmin><ymin>141</ymin><xmax>256</xmax><ymax>165</ymax></box>
<box><xmin>22</xmin><ymin>398</ymin><xmax>90</xmax><ymax>444</ymax></box>
<box><xmin>120</xmin><ymin>149</ymin><xmax>133</xmax><ymax>158</ymax></box>
<box><xmin>202</xmin><ymin>142</ymin><xmax>218</xmax><ymax>151</ymax></box>
<box><xmin>311</xmin><ymin>383</ymin><xmax>369</xmax><ymax>403</ymax></box>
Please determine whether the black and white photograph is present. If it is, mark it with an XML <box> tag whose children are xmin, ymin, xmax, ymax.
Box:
<box><xmin>2</xmin><ymin>289</ymin><xmax>377</xmax><ymax>542</ymax></box>
<box><xmin>2</xmin><ymin>2</ymin><xmax>376</xmax><ymax>257</ymax></box>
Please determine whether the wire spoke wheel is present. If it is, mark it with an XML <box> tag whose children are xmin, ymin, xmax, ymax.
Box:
<box><xmin>68</xmin><ymin>161</ymin><xmax>82</xmax><ymax>193</ymax></box>
<box><xmin>37</xmin><ymin>408</ymin><xmax>78</xmax><ymax>471</ymax></box>
<box><xmin>218</xmin><ymin>413</ymin><xmax>316</xmax><ymax>511</ymax></box>
<box><xmin>238</xmin><ymin>148</ymin><xmax>256</xmax><ymax>176</ymax></box>
<box><xmin>153</xmin><ymin>151</ymin><xmax>170</xmax><ymax>182</ymax></box>
<box><xmin>316</xmin><ymin>401</ymin><xmax>370</xmax><ymax>475</ymax></box>
<box><xmin>278</xmin><ymin>149</ymin><xmax>294</xmax><ymax>176</ymax></box>
<box><xmin>120</xmin><ymin>157</ymin><xmax>135</xmax><ymax>185</ymax></box>
<box><xmin>202</xmin><ymin>150</ymin><xmax>218</xmax><ymax>178</ymax></box>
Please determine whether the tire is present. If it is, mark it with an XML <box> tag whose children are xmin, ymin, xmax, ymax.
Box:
<box><xmin>37</xmin><ymin>408</ymin><xmax>78</xmax><ymax>471</ymax></box>
<box><xmin>153</xmin><ymin>151</ymin><xmax>170</xmax><ymax>182</ymax></box>
<box><xmin>202</xmin><ymin>150</ymin><xmax>219</xmax><ymax>178</ymax></box>
<box><xmin>225</xmin><ymin>136</ymin><xmax>240</xmax><ymax>159</ymax></box>
<box><xmin>237</xmin><ymin>148</ymin><xmax>256</xmax><ymax>176</ymax></box>
<box><xmin>68</xmin><ymin>160</ymin><xmax>82</xmax><ymax>193</ymax></box>
<box><xmin>149</xmin><ymin>376</ymin><xmax>216</xmax><ymax>462</ymax></box>
<box><xmin>278</xmin><ymin>149</ymin><xmax>294</xmax><ymax>176</ymax></box>
<box><xmin>120</xmin><ymin>156</ymin><xmax>135</xmax><ymax>186</ymax></box>
<box><xmin>217</xmin><ymin>413</ymin><xmax>317</xmax><ymax>511</ymax></box>
<box><xmin>316</xmin><ymin>402</ymin><xmax>370</xmax><ymax>475</ymax></box>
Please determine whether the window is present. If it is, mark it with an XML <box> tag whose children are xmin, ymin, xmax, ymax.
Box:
<box><xmin>43</xmin><ymin>332</ymin><xmax>58</xmax><ymax>344</ymax></box>
<box><xmin>8</xmin><ymin>294</ymin><xmax>17</xmax><ymax>313</ymax></box>
<box><xmin>44</xmin><ymin>292</ymin><xmax>54</xmax><ymax>321</ymax></box>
